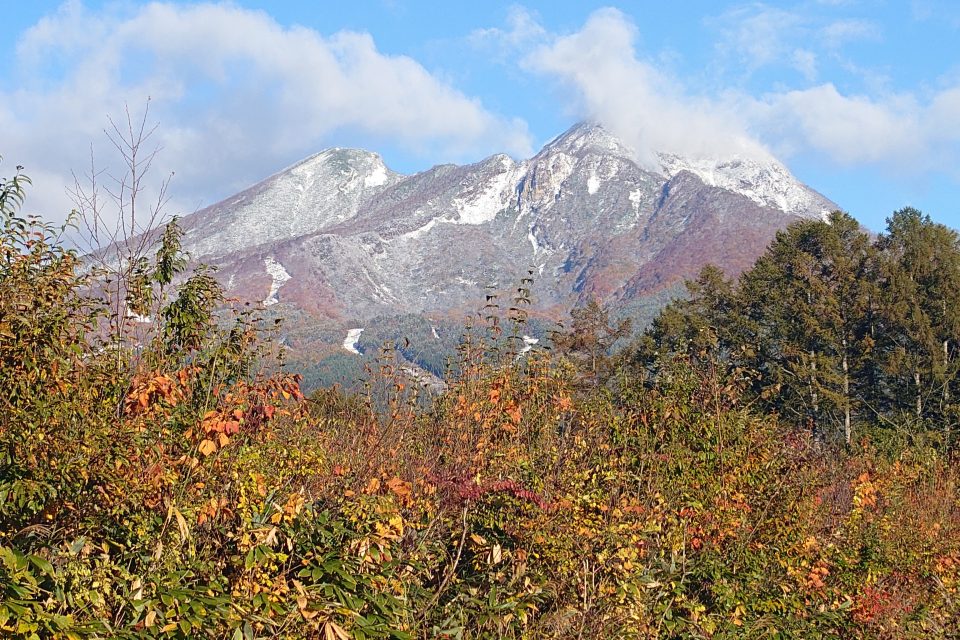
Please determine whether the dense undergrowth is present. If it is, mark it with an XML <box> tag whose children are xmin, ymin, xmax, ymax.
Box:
<box><xmin>3</xmin><ymin>165</ymin><xmax>960</xmax><ymax>639</ymax></box>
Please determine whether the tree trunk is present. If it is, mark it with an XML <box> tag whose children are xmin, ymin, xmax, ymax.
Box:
<box><xmin>945</xmin><ymin>339</ymin><xmax>951</xmax><ymax>450</ymax></box>
<box><xmin>945</xmin><ymin>339</ymin><xmax>950</xmax><ymax>405</ymax></box>
<box><xmin>843</xmin><ymin>338</ymin><xmax>851</xmax><ymax>445</ymax></box>
<box><xmin>915</xmin><ymin>370</ymin><xmax>922</xmax><ymax>419</ymax></box>
<box><xmin>810</xmin><ymin>350</ymin><xmax>819</xmax><ymax>427</ymax></box>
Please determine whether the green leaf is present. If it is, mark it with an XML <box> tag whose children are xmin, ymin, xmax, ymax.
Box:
<box><xmin>27</xmin><ymin>555</ymin><xmax>53</xmax><ymax>577</ymax></box>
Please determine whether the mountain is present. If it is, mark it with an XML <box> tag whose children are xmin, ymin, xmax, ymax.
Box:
<box><xmin>178</xmin><ymin>123</ymin><xmax>834</xmax><ymax>320</ymax></box>
<box><xmin>162</xmin><ymin>122</ymin><xmax>835</xmax><ymax>385</ymax></box>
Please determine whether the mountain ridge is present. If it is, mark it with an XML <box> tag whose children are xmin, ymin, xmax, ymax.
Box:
<box><xmin>168</xmin><ymin>121</ymin><xmax>836</xmax><ymax>330</ymax></box>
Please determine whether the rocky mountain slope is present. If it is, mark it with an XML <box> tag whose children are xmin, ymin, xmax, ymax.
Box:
<box><xmin>175</xmin><ymin>122</ymin><xmax>835</xmax><ymax>332</ymax></box>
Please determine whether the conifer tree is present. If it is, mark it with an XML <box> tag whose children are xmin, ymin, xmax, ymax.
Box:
<box><xmin>637</xmin><ymin>265</ymin><xmax>736</xmax><ymax>360</ymax></box>
<box><xmin>875</xmin><ymin>208</ymin><xmax>960</xmax><ymax>446</ymax></box>
<box><xmin>737</xmin><ymin>212</ymin><xmax>873</xmax><ymax>442</ymax></box>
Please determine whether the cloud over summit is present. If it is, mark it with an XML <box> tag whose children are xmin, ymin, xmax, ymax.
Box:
<box><xmin>516</xmin><ymin>7</ymin><xmax>960</xmax><ymax>178</ymax></box>
<box><xmin>523</xmin><ymin>8</ymin><xmax>774</xmax><ymax>168</ymax></box>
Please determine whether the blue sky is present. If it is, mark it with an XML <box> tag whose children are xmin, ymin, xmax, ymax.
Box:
<box><xmin>1</xmin><ymin>1</ymin><xmax>959</xmax><ymax>231</ymax></box>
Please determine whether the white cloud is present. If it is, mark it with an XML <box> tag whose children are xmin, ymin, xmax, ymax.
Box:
<box><xmin>521</xmin><ymin>7</ymin><xmax>960</xmax><ymax>177</ymax></box>
<box><xmin>523</xmin><ymin>8</ymin><xmax>772</xmax><ymax>167</ymax></box>
<box><xmin>819</xmin><ymin>18</ymin><xmax>882</xmax><ymax>48</ymax></box>
<box><xmin>749</xmin><ymin>84</ymin><xmax>926</xmax><ymax>164</ymax></box>
<box><xmin>469</xmin><ymin>5</ymin><xmax>546</xmax><ymax>57</ymax></box>
<box><xmin>912</xmin><ymin>0</ymin><xmax>960</xmax><ymax>27</ymax></box>
<box><xmin>710</xmin><ymin>5</ymin><xmax>882</xmax><ymax>82</ymax></box>
<box><xmin>791</xmin><ymin>49</ymin><xmax>819</xmax><ymax>82</ymax></box>
<box><xmin>713</xmin><ymin>5</ymin><xmax>807</xmax><ymax>73</ymax></box>
<box><xmin>2</xmin><ymin>1</ymin><xmax>532</xmax><ymax>226</ymax></box>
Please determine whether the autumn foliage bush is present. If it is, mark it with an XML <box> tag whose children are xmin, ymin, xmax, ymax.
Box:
<box><xmin>3</xmin><ymin>165</ymin><xmax>960</xmax><ymax>638</ymax></box>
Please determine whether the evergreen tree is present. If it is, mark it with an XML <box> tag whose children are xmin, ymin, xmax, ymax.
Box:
<box><xmin>738</xmin><ymin>212</ymin><xmax>873</xmax><ymax>442</ymax></box>
<box><xmin>631</xmin><ymin>265</ymin><xmax>738</xmax><ymax>370</ymax></box>
<box><xmin>874</xmin><ymin>208</ymin><xmax>960</xmax><ymax>446</ymax></box>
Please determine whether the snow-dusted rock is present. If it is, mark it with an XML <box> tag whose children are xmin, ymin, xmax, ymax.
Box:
<box><xmin>164</xmin><ymin>121</ymin><xmax>837</xmax><ymax>323</ymax></box>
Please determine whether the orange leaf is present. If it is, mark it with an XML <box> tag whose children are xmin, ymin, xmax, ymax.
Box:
<box><xmin>386</xmin><ymin>477</ymin><xmax>412</xmax><ymax>502</ymax></box>
<box><xmin>198</xmin><ymin>439</ymin><xmax>217</xmax><ymax>456</ymax></box>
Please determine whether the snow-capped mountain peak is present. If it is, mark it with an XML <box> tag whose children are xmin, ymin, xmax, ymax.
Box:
<box><xmin>657</xmin><ymin>152</ymin><xmax>832</xmax><ymax>220</ymax></box>
<box><xmin>183</xmin><ymin>148</ymin><xmax>401</xmax><ymax>258</ymax></box>
<box><xmin>166</xmin><ymin>120</ymin><xmax>838</xmax><ymax>324</ymax></box>
<box><xmin>541</xmin><ymin>121</ymin><xmax>635</xmax><ymax>159</ymax></box>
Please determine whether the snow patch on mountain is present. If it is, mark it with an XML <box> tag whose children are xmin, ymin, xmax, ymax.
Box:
<box><xmin>452</xmin><ymin>159</ymin><xmax>526</xmax><ymax>225</ymax></box>
<box><xmin>364</xmin><ymin>163</ymin><xmax>388</xmax><ymax>188</ymax></box>
<box><xmin>515</xmin><ymin>335</ymin><xmax>540</xmax><ymax>361</ymax></box>
<box><xmin>401</xmin><ymin>217</ymin><xmax>441</xmax><ymax>241</ymax></box>
<box><xmin>528</xmin><ymin>229</ymin><xmax>541</xmax><ymax>255</ymax></box>
<box><xmin>658</xmin><ymin>153</ymin><xmax>831</xmax><ymax>220</ymax></box>
<box><xmin>262</xmin><ymin>257</ymin><xmax>291</xmax><ymax>306</ymax></box>
<box><xmin>587</xmin><ymin>175</ymin><xmax>601</xmax><ymax>195</ymax></box>
<box><xmin>343</xmin><ymin>328</ymin><xmax>364</xmax><ymax>354</ymax></box>
<box><xmin>546</xmin><ymin>122</ymin><xmax>634</xmax><ymax>157</ymax></box>
<box><xmin>125</xmin><ymin>307</ymin><xmax>152</xmax><ymax>324</ymax></box>
<box><xmin>360</xmin><ymin>265</ymin><xmax>398</xmax><ymax>303</ymax></box>
<box><xmin>184</xmin><ymin>148</ymin><xmax>401</xmax><ymax>260</ymax></box>
<box><xmin>520</xmin><ymin>335</ymin><xmax>539</xmax><ymax>354</ymax></box>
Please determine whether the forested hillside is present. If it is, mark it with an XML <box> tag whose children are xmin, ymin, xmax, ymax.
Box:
<box><xmin>3</xmin><ymin>162</ymin><xmax>960</xmax><ymax>638</ymax></box>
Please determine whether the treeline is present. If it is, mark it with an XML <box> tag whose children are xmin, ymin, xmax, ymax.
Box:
<box><xmin>629</xmin><ymin>209</ymin><xmax>960</xmax><ymax>448</ymax></box>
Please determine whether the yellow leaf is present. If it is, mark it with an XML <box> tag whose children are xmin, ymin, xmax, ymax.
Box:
<box><xmin>198</xmin><ymin>439</ymin><xmax>217</xmax><ymax>456</ymax></box>
<box><xmin>144</xmin><ymin>610</ymin><xmax>156</xmax><ymax>628</ymax></box>
<box><xmin>218</xmin><ymin>432</ymin><xmax>230</xmax><ymax>448</ymax></box>
<box><xmin>324</xmin><ymin>621</ymin><xmax>350</xmax><ymax>640</ymax></box>
<box><xmin>173</xmin><ymin>507</ymin><xmax>190</xmax><ymax>544</ymax></box>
